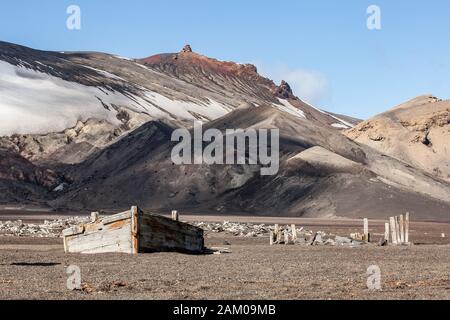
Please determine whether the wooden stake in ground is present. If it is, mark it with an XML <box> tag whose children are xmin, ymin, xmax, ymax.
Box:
<box><xmin>363</xmin><ymin>218</ymin><xmax>370</xmax><ymax>242</ymax></box>
<box><xmin>390</xmin><ymin>217</ymin><xmax>398</xmax><ymax>245</ymax></box>
<box><xmin>171</xmin><ymin>210</ymin><xmax>179</xmax><ymax>221</ymax></box>
<box><xmin>90</xmin><ymin>212</ymin><xmax>99</xmax><ymax>223</ymax></box>
<box><xmin>405</xmin><ymin>212</ymin><xmax>410</xmax><ymax>244</ymax></box>
<box><xmin>276</xmin><ymin>229</ymin><xmax>282</xmax><ymax>244</ymax></box>
<box><xmin>384</xmin><ymin>222</ymin><xmax>390</xmax><ymax>242</ymax></box>
<box><xmin>399</xmin><ymin>214</ymin><xmax>405</xmax><ymax>244</ymax></box>
<box><xmin>395</xmin><ymin>216</ymin><xmax>401</xmax><ymax>244</ymax></box>
<box><xmin>291</xmin><ymin>224</ymin><xmax>297</xmax><ymax>241</ymax></box>
<box><xmin>269</xmin><ymin>231</ymin><xmax>274</xmax><ymax>246</ymax></box>
<box><xmin>284</xmin><ymin>230</ymin><xmax>290</xmax><ymax>245</ymax></box>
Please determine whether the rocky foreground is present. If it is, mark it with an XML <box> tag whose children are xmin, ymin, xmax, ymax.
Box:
<box><xmin>0</xmin><ymin>234</ymin><xmax>449</xmax><ymax>300</ymax></box>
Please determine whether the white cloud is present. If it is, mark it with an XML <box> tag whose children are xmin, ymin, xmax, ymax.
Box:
<box><xmin>256</xmin><ymin>63</ymin><xmax>330</xmax><ymax>105</ymax></box>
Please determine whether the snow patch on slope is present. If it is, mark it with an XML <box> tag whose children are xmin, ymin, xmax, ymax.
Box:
<box><xmin>81</xmin><ymin>65</ymin><xmax>125</xmax><ymax>81</ymax></box>
<box><xmin>0</xmin><ymin>61</ymin><xmax>125</xmax><ymax>135</ymax></box>
<box><xmin>273</xmin><ymin>99</ymin><xmax>306</xmax><ymax>119</ymax></box>
<box><xmin>0</xmin><ymin>61</ymin><xmax>234</xmax><ymax>136</ymax></box>
<box><xmin>300</xmin><ymin>99</ymin><xmax>354</xmax><ymax>128</ymax></box>
<box><xmin>331</xmin><ymin>123</ymin><xmax>350</xmax><ymax>129</ymax></box>
<box><xmin>143</xmin><ymin>92</ymin><xmax>231</xmax><ymax>121</ymax></box>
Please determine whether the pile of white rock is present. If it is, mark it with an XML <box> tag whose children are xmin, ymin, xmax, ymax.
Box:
<box><xmin>192</xmin><ymin>221</ymin><xmax>365</xmax><ymax>246</ymax></box>
<box><xmin>0</xmin><ymin>217</ymin><xmax>90</xmax><ymax>238</ymax></box>
<box><xmin>191</xmin><ymin>221</ymin><xmax>315</xmax><ymax>239</ymax></box>
<box><xmin>270</xmin><ymin>225</ymin><xmax>364</xmax><ymax>247</ymax></box>
<box><xmin>192</xmin><ymin>221</ymin><xmax>272</xmax><ymax>237</ymax></box>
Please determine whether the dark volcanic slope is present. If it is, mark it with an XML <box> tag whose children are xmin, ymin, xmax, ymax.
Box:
<box><xmin>0</xmin><ymin>149</ymin><xmax>57</xmax><ymax>205</ymax></box>
<box><xmin>52</xmin><ymin>106</ymin><xmax>450</xmax><ymax>220</ymax></box>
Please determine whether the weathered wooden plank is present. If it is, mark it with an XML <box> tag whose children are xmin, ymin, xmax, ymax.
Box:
<box><xmin>62</xmin><ymin>225</ymin><xmax>85</xmax><ymax>237</ymax></box>
<box><xmin>82</xmin><ymin>218</ymin><xmax>129</xmax><ymax>235</ymax></box>
<box><xmin>66</xmin><ymin>224</ymin><xmax>132</xmax><ymax>254</ymax></box>
<box><xmin>80</xmin><ymin>241</ymin><xmax>133</xmax><ymax>254</ymax></box>
<box><xmin>140</xmin><ymin>213</ymin><xmax>203</xmax><ymax>236</ymax></box>
<box><xmin>102</xmin><ymin>210</ymin><xmax>131</xmax><ymax>225</ymax></box>
<box><xmin>66</xmin><ymin>225</ymin><xmax>131</xmax><ymax>250</ymax></box>
<box><xmin>139</xmin><ymin>225</ymin><xmax>203</xmax><ymax>253</ymax></box>
<box><xmin>138</xmin><ymin>213</ymin><xmax>203</xmax><ymax>253</ymax></box>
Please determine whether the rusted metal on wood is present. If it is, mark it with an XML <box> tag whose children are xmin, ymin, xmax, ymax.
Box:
<box><xmin>131</xmin><ymin>206</ymin><xmax>140</xmax><ymax>255</ymax></box>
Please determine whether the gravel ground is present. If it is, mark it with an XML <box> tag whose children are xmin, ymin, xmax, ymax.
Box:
<box><xmin>0</xmin><ymin>232</ymin><xmax>449</xmax><ymax>300</ymax></box>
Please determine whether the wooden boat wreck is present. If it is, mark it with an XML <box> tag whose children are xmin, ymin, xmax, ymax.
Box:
<box><xmin>62</xmin><ymin>206</ymin><xmax>204</xmax><ymax>254</ymax></box>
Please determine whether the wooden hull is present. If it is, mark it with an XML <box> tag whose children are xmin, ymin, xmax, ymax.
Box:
<box><xmin>63</xmin><ymin>207</ymin><xmax>204</xmax><ymax>254</ymax></box>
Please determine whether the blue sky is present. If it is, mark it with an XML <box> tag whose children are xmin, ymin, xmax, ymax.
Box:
<box><xmin>0</xmin><ymin>0</ymin><xmax>449</xmax><ymax>119</ymax></box>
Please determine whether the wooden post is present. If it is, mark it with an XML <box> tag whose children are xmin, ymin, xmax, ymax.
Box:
<box><xmin>291</xmin><ymin>224</ymin><xmax>297</xmax><ymax>241</ymax></box>
<box><xmin>363</xmin><ymin>218</ymin><xmax>369</xmax><ymax>242</ymax></box>
<box><xmin>276</xmin><ymin>229</ymin><xmax>282</xmax><ymax>244</ymax></box>
<box><xmin>284</xmin><ymin>230</ymin><xmax>290</xmax><ymax>245</ymax></box>
<box><xmin>384</xmin><ymin>222</ymin><xmax>390</xmax><ymax>242</ymax></box>
<box><xmin>63</xmin><ymin>237</ymin><xmax>68</xmax><ymax>253</ymax></box>
<box><xmin>269</xmin><ymin>231</ymin><xmax>274</xmax><ymax>246</ymax></box>
<box><xmin>405</xmin><ymin>212</ymin><xmax>410</xmax><ymax>244</ymax></box>
<box><xmin>395</xmin><ymin>216</ymin><xmax>401</xmax><ymax>244</ymax></box>
<box><xmin>172</xmin><ymin>210</ymin><xmax>179</xmax><ymax>221</ymax></box>
<box><xmin>390</xmin><ymin>217</ymin><xmax>398</xmax><ymax>245</ymax></box>
<box><xmin>90</xmin><ymin>212</ymin><xmax>99</xmax><ymax>223</ymax></box>
<box><xmin>399</xmin><ymin>214</ymin><xmax>405</xmax><ymax>244</ymax></box>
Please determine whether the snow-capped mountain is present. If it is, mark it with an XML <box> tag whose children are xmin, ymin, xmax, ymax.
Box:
<box><xmin>1</xmin><ymin>41</ymin><xmax>449</xmax><ymax>220</ymax></box>
<box><xmin>0</xmin><ymin>41</ymin><xmax>356</xmax><ymax>164</ymax></box>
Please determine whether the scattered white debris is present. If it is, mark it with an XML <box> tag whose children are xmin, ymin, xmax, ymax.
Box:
<box><xmin>0</xmin><ymin>217</ymin><xmax>90</xmax><ymax>238</ymax></box>
<box><xmin>191</xmin><ymin>221</ymin><xmax>280</xmax><ymax>238</ymax></box>
<box><xmin>210</xmin><ymin>247</ymin><xmax>232</xmax><ymax>255</ymax></box>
